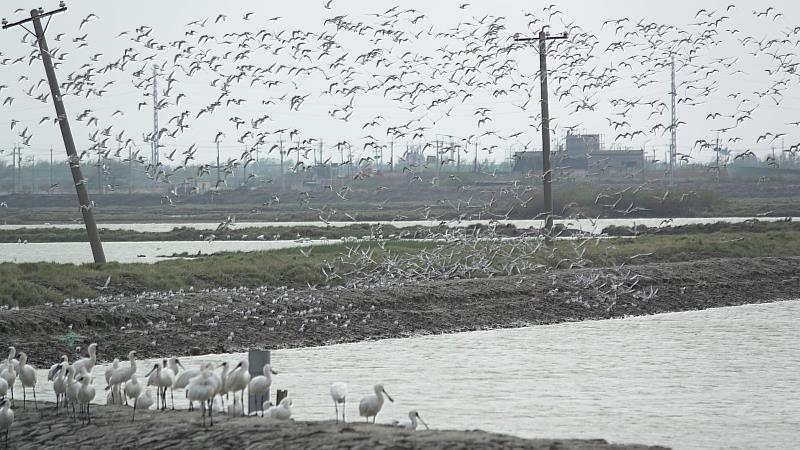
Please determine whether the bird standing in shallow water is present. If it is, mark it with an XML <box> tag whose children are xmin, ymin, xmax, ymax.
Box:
<box><xmin>359</xmin><ymin>384</ymin><xmax>393</xmax><ymax>423</ymax></box>
<box><xmin>330</xmin><ymin>382</ymin><xmax>348</xmax><ymax>423</ymax></box>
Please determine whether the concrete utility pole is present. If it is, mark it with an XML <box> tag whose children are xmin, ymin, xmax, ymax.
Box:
<box><xmin>3</xmin><ymin>5</ymin><xmax>106</xmax><ymax>262</ymax></box>
<box><xmin>515</xmin><ymin>30</ymin><xmax>568</xmax><ymax>241</ymax></box>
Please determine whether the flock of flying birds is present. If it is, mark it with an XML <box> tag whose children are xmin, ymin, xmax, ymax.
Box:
<box><xmin>0</xmin><ymin>3</ymin><xmax>794</xmax><ymax>314</ymax></box>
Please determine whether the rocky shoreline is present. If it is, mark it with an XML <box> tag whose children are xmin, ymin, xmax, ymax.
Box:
<box><xmin>4</xmin><ymin>402</ymin><xmax>669</xmax><ymax>450</ymax></box>
<box><xmin>1</xmin><ymin>256</ymin><xmax>797</xmax><ymax>367</ymax></box>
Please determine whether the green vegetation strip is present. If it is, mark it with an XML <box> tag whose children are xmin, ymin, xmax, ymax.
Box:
<box><xmin>3</xmin><ymin>229</ymin><xmax>800</xmax><ymax>307</ymax></box>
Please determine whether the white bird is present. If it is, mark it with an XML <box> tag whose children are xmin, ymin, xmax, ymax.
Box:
<box><xmin>247</xmin><ymin>363</ymin><xmax>277</xmax><ymax>416</ymax></box>
<box><xmin>0</xmin><ymin>398</ymin><xmax>13</xmax><ymax>447</ymax></box>
<box><xmin>226</xmin><ymin>360</ymin><xmax>250</xmax><ymax>416</ymax></box>
<box><xmin>106</xmin><ymin>351</ymin><xmax>137</xmax><ymax>405</ymax></box>
<box><xmin>72</xmin><ymin>343</ymin><xmax>98</xmax><ymax>375</ymax></box>
<box><xmin>165</xmin><ymin>357</ymin><xmax>184</xmax><ymax>409</ymax></box>
<box><xmin>0</xmin><ymin>347</ymin><xmax>19</xmax><ymax>374</ymax></box>
<box><xmin>106</xmin><ymin>384</ymin><xmax>124</xmax><ymax>406</ymax></box>
<box><xmin>65</xmin><ymin>367</ymin><xmax>81</xmax><ymax>419</ymax></box>
<box><xmin>76</xmin><ymin>370</ymin><xmax>96</xmax><ymax>424</ymax></box>
<box><xmin>395</xmin><ymin>410</ymin><xmax>429</xmax><ymax>430</ymax></box>
<box><xmin>48</xmin><ymin>355</ymin><xmax>68</xmax><ymax>382</ymax></box>
<box><xmin>132</xmin><ymin>388</ymin><xmax>154</xmax><ymax>422</ymax></box>
<box><xmin>187</xmin><ymin>366</ymin><xmax>217</xmax><ymax>427</ymax></box>
<box><xmin>145</xmin><ymin>361</ymin><xmax>175</xmax><ymax>410</ymax></box>
<box><xmin>124</xmin><ymin>373</ymin><xmax>143</xmax><ymax>405</ymax></box>
<box><xmin>105</xmin><ymin>358</ymin><xmax>120</xmax><ymax>385</ymax></box>
<box><xmin>0</xmin><ymin>363</ymin><xmax>15</xmax><ymax>405</ymax></box>
<box><xmin>52</xmin><ymin>362</ymin><xmax>69</xmax><ymax>410</ymax></box>
<box><xmin>330</xmin><ymin>382</ymin><xmax>348</xmax><ymax>423</ymax></box>
<box><xmin>0</xmin><ymin>378</ymin><xmax>7</xmax><ymax>403</ymax></box>
<box><xmin>266</xmin><ymin>396</ymin><xmax>292</xmax><ymax>420</ymax></box>
<box><xmin>17</xmin><ymin>352</ymin><xmax>37</xmax><ymax>410</ymax></box>
<box><xmin>359</xmin><ymin>384</ymin><xmax>394</xmax><ymax>423</ymax></box>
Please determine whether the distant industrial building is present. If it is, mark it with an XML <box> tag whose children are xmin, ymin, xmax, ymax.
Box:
<box><xmin>513</xmin><ymin>131</ymin><xmax>644</xmax><ymax>175</ymax></box>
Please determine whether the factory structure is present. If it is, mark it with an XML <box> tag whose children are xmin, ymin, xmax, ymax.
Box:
<box><xmin>513</xmin><ymin>131</ymin><xmax>645</xmax><ymax>176</ymax></box>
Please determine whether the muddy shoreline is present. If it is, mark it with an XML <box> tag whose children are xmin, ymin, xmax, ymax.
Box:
<box><xmin>4</xmin><ymin>403</ymin><xmax>668</xmax><ymax>450</ymax></box>
<box><xmin>1</xmin><ymin>256</ymin><xmax>797</xmax><ymax>367</ymax></box>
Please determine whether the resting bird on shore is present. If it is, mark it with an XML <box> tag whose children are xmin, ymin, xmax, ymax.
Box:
<box><xmin>394</xmin><ymin>410</ymin><xmax>429</xmax><ymax>430</ymax></box>
<box><xmin>266</xmin><ymin>396</ymin><xmax>292</xmax><ymax>420</ymax></box>
<box><xmin>359</xmin><ymin>384</ymin><xmax>393</xmax><ymax>423</ymax></box>
<box><xmin>132</xmin><ymin>388</ymin><xmax>154</xmax><ymax>422</ymax></box>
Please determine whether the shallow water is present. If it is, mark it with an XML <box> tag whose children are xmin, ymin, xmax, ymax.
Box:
<box><xmin>0</xmin><ymin>239</ymin><xmax>335</xmax><ymax>263</ymax></box>
<box><xmin>13</xmin><ymin>300</ymin><xmax>800</xmax><ymax>450</ymax></box>
<box><xmin>0</xmin><ymin>216</ymin><xmax>789</xmax><ymax>232</ymax></box>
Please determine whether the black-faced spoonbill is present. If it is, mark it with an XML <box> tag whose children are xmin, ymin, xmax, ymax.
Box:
<box><xmin>330</xmin><ymin>382</ymin><xmax>348</xmax><ymax>423</ymax></box>
<box><xmin>132</xmin><ymin>388</ymin><xmax>154</xmax><ymax>422</ymax></box>
<box><xmin>106</xmin><ymin>351</ymin><xmax>137</xmax><ymax>405</ymax></box>
<box><xmin>76</xmin><ymin>372</ymin><xmax>96</xmax><ymax>424</ymax></box>
<box><xmin>267</xmin><ymin>396</ymin><xmax>292</xmax><ymax>420</ymax></box>
<box><xmin>226</xmin><ymin>360</ymin><xmax>250</xmax><ymax>417</ymax></box>
<box><xmin>359</xmin><ymin>384</ymin><xmax>393</xmax><ymax>423</ymax></box>
<box><xmin>72</xmin><ymin>343</ymin><xmax>98</xmax><ymax>375</ymax></box>
<box><xmin>187</xmin><ymin>366</ymin><xmax>216</xmax><ymax>427</ymax></box>
<box><xmin>17</xmin><ymin>352</ymin><xmax>37</xmax><ymax>410</ymax></box>
<box><xmin>396</xmin><ymin>410</ymin><xmax>430</xmax><ymax>430</ymax></box>
<box><xmin>247</xmin><ymin>364</ymin><xmax>277</xmax><ymax>416</ymax></box>
<box><xmin>0</xmin><ymin>398</ymin><xmax>13</xmax><ymax>447</ymax></box>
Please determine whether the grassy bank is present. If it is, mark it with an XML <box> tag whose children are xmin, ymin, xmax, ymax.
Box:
<box><xmin>3</xmin><ymin>227</ymin><xmax>800</xmax><ymax>306</ymax></box>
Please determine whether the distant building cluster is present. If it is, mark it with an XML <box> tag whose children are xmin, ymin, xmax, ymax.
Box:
<box><xmin>513</xmin><ymin>131</ymin><xmax>644</xmax><ymax>176</ymax></box>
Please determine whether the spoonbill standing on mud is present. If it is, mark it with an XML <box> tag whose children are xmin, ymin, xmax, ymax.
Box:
<box><xmin>359</xmin><ymin>384</ymin><xmax>393</xmax><ymax>423</ymax></box>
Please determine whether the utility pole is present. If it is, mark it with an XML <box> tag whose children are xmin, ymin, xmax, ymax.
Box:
<box><xmin>474</xmin><ymin>142</ymin><xmax>478</xmax><ymax>173</ymax></box>
<box><xmin>49</xmin><ymin>145</ymin><xmax>53</xmax><ymax>192</ymax></box>
<box><xmin>669</xmin><ymin>55</ymin><xmax>677</xmax><ymax>186</ymax></box>
<box><xmin>515</xmin><ymin>30</ymin><xmax>568</xmax><ymax>241</ymax></box>
<box><xmin>152</xmin><ymin>64</ymin><xmax>160</xmax><ymax>170</ymax></box>
<box><xmin>3</xmin><ymin>5</ymin><xmax>106</xmax><ymax>262</ymax></box>
<box><xmin>10</xmin><ymin>144</ymin><xmax>15</xmax><ymax>194</ymax></box>
<box><xmin>128</xmin><ymin>146</ymin><xmax>133</xmax><ymax>194</ymax></box>
<box><xmin>216</xmin><ymin>141</ymin><xmax>221</xmax><ymax>187</ymax></box>
<box><xmin>389</xmin><ymin>138</ymin><xmax>394</xmax><ymax>172</ymax></box>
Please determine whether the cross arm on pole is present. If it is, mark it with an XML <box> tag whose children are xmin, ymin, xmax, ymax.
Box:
<box><xmin>514</xmin><ymin>32</ymin><xmax>568</xmax><ymax>43</ymax></box>
<box><xmin>2</xmin><ymin>5</ymin><xmax>67</xmax><ymax>30</ymax></box>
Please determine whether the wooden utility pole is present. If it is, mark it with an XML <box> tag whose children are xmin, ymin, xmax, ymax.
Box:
<box><xmin>3</xmin><ymin>6</ymin><xmax>106</xmax><ymax>262</ymax></box>
<box><xmin>515</xmin><ymin>30</ymin><xmax>568</xmax><ymax>242</ymax></box>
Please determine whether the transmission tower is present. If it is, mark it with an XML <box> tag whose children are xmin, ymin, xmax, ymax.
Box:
<box><xmin>152</xmin><ymin>64</ymin><xmax>160</xmax><ymax>167</ymax></box>
<box><xmin>670</xmin><ymin>55</ymin><xmax>677</xmax><ymax>184</ymax></box>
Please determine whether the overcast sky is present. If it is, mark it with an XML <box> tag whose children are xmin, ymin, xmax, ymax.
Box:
<box><xmin>2</xmin><ymin>0</ymin><xmax>800</xmax><ymax>168</ymax></box>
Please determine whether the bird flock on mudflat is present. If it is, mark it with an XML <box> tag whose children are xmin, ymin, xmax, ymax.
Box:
<box><xmin>0</xmin><ymin>343</ymin><xmax>428</xmax><ymax>445</ymax></box>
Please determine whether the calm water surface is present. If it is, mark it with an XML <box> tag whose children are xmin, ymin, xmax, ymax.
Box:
<box><xmin>15</xmin><ymin>300</ymin><xmax>800</xmax><ymax>450</ymax></box>
<box><xmin>0</xmin><ymin>216</ymin><xmax>790</xmax><ymax>232</ymax></box>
